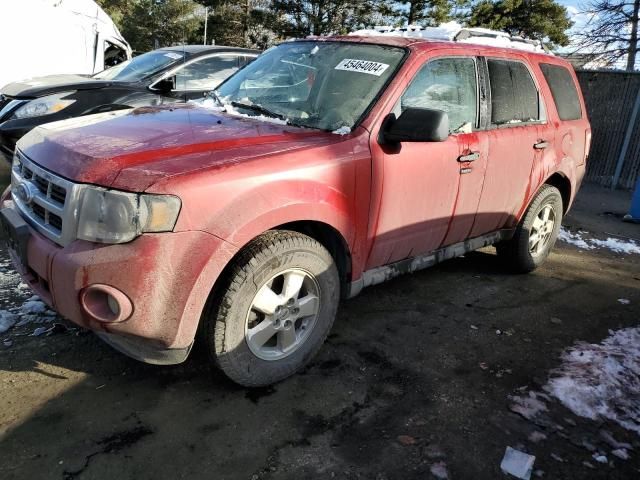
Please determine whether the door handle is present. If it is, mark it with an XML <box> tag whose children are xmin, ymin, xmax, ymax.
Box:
<box><xmin>458</xmin><ymin>151</ymin><xmax>480</xmax><ymax>162</ymax></box>
<box><xmin>534</xmin><ymin>140</ymin><xmax>550</xmax><ymax>150</ymax></box>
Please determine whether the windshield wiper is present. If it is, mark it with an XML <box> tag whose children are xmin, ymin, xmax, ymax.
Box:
<box><xmin>230</xmin><ymin>101</ymin><xmax>287</xmax><ymax>121</ymax></box>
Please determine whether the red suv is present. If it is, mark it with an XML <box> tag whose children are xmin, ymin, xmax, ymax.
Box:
<box><xmin>1</xmin><ymin>36</ymin><xmax>590</xmax><ymax>386</ymax></box>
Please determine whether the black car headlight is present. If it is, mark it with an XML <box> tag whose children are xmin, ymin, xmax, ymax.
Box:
<box><xmin>11</xmin><ymin>92</ymin><xmax>76</xmax><ymax>120</ymax></box>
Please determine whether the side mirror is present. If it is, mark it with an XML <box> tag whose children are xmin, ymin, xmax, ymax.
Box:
<box><xmin>382</xmin><ymin>108</ymin><xmax>449</xmax><ymax>143</ymax></box>
<box><xmin>152</xmin><ymin>76</ymin><xmax>176</xmax><ymax>93</ymax></box>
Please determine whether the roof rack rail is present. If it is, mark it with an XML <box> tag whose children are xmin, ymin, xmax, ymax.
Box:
<box><xmin>349</xmin><ymin>22</ymin><xmax>550</xmax><ymax>54</ymax></box>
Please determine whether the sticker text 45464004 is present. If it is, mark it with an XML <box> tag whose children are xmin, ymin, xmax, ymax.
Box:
<box><xmin>334</xmin><ymin>59</ymin><xmax>390</xmax><ymax>76</ymax></box>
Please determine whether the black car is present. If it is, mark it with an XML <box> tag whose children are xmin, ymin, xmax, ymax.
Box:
<box><xmin>0</xmin><ymin>45</ymin><xmax>259</xmax><ymax>162</ymax></box>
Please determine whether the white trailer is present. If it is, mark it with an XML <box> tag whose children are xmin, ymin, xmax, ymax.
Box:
<box><xmin>0</xmin><ymin>0</ymin><xmax>131</xmax><ymax>89</ymax></box>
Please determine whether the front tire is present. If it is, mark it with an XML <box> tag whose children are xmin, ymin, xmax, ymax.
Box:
<box><xmin>202</xmin><ymin>230</ymin><xmax>340</xmax><ymax>387</ymax></box>
<box><xmin>496</xmin><ymin>184</ymin><xmax>563</xmax><ymax>273</ymax></box>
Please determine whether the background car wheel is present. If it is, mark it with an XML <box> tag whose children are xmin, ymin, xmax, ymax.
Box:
<box><xmin>496</xmin><ymin>184</ymin><xmax>563</xmax><ymax>273</ymax></box>
<box><xmin>202</xmin><ymin>230</ymin><xmax>340</xmax><ymax>387</ymax></box>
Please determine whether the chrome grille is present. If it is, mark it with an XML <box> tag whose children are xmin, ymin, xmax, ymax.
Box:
<box><xmin>11</xmin><ymin>150</ymin><xmax>83</xmax><ymax>246</ymax></box>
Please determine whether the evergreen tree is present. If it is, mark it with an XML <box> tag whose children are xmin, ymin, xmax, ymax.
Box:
<box><xmin>467</xmin><ymin>0</ymin><xmax>572</xmax><ymax>49</ymax></box>
<box><xmin>99</xmin><ymin>0</ymin><xmax>202</xmax><ymax>52</ymax></box>
<box><xmin>270</xmin><ymin>0</ymin><xmax>380</xmax><ymax>37</ymax></box>
<box><xmin>396</xmin><ymin>0</ymin><xmax>452</xmax><ymax>25</ymax></box>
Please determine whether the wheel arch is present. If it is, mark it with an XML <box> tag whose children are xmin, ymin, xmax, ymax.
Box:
<box><xmin>274</xmin><ymin>220</ymin><xmax>352</xmax><ymax>299</ymax></box>
<box><xmin>543</xmin><ymin>171</ymin><xmax>572</xmax><ymax>214</ymax></box>
<box><xmin>189</xmin><ymin>217</ymin><xmax>354</xmax><ymax>347</ymax></box>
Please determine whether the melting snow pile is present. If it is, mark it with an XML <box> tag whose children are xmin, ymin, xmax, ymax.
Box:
<box><xmin>545</xmin><ymin>327</ymin><xmax>640</xmax><ymax>435</ymax></box>
<box><xmin>558</xmin><ymin>227</ymin><xmax>640</xmax><ymax>255</ymax></box>
<box><xmin>510</xmin><ymin>327</ymin><xmax>640</xmax><ymax>439</ymax></box>
<box><xmin>0</xmin><ymin>293</ymin><xmax>59</xmax><ymax>339</ymax></box>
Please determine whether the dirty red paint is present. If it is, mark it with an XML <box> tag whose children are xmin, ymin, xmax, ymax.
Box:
<box><xmin>5</xmin><ymin>37</ymin><xmax>590</xmax><ymax>353</ymax></box>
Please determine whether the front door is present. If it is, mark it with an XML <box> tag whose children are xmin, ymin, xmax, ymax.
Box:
<box><xmin>366</xmin><ymin>55</ymin><xmax>489</xmax><ymax>269</ymax></box>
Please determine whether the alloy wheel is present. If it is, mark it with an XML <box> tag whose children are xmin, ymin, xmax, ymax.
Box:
<box><xmin>244</xmin><ymin>268</ymin><xmax>321</xmax><ymax>361</ymax></box>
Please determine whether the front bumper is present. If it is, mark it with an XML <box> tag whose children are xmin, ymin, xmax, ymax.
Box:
<box><xmin>0</xmin><ymin>98</ymin><xmax>29</xmax><ymax>163</ymax></box>
<box><xmin>0</xmin><ymin>130</ymin><xmax>22</xmax><ymax>164</ymax></box>
<box><xmin>1</xmin><ymin>199</ymin><xmax>234</xmax><ymax>364</ymax></box>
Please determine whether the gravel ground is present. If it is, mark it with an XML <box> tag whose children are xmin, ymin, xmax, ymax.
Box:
<box><xmin>0</xmin><ymin>178</ymin><xmax>639</xmax><ymax>480</ymax></box>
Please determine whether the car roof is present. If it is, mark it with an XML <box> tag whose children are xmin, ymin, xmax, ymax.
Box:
<box><xmin>159</xmin><ymin>45</ymin><xmax>260</xmax><ymax>55</ymax></box>
<box><xmin>301</xmin><ymin>35</ymin><xmax>560</xmax><ymax>62</ymax></box>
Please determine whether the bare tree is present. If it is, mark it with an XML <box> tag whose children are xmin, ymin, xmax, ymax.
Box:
<box><xmin>574</xmin><ymin>0</ymin><xmax>640</xmax><ymax>71</ymax></box>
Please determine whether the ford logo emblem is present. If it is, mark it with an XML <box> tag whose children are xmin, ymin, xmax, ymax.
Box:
<box><xmin>15</xmin><ymin>181</ymin><xmax>37</xmax><ymax>205</ymax></box>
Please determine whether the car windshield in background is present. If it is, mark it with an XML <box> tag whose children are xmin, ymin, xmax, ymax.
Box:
<box><xmin>215</xmin><ymin>42</ymin><xmax>405</xmax><ymax>132</ymax></box>
<box><xmin>93</xmin><ymin>50</ymin><xmax>186</xmax><ymax>81</ymax></box>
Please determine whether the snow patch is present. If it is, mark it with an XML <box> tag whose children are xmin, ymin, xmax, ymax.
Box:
<box><xmin>0</xmin><ymin>311</ymin><xmax>18</xmax><ymax>334</ymax></box>
<box><xmin>592</xmin><ymin>453</ymin><xmax>608</xmax><ymax>464</ymax></box>
<box><xmin>611</xmin><ymin>448</ymin><xmax>629</xmax><ymax>460</ymax></box>
<box><xmin>509</xmin><ymin>391</ymin><xmax>549</xmax><ymax>420</ymax></box>
<box><xmin>429</xmin><ymin>461</ymin><xmax>449</xmax><ymax>479</ymax></box>
<box><xmin>590</xmin><ymin>237</ymin><xmax>640</xmax><ymax>255</ymax></box>
<box><xmin>191</xmin><ymin>98</ymin><xmax>289</xmax><ymax>126</ymax></box>
<box><xmin>559</xmin><ymin>227</ymin><xmax>640</xmax><ymax>255</ymax></box>
<box><xmin>544</xmin><ymin>327</ymin><xmax>640</xmax><ymax>435</ymax></box>
<box><xmin>332</xmin><ymin>126</ymin><xmax>351</xmax><ymax>135</ymax></box>
<box><xmin>558</xmin><ymin>227</ymin><xmax>592</xmax><ymax>250</ymax></box>
<box><xmin>21</xmin><ymin>297</ymin><xmax>48</xmax><ymax>314</ymax></box>
<box><xmin>349</xmin><ymin>22</ymin><xmax>545</xmax><ymax>52</ymax></box>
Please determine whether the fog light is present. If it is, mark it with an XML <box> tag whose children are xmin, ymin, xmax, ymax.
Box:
<box><xmin>80</xmin><ymin>284</ymin><xmax>133</xmax><ymax>323</ymax></box>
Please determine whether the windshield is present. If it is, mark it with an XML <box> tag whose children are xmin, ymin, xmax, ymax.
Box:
<box><xmin>93</xmin><ymin>50</ymin><xmax>186</xmax><ymax>81</ymax></box>
<box><xmin>215</xmin><ymin>41</ymin><xmax>405</xmax><ymax>132</ymax></box>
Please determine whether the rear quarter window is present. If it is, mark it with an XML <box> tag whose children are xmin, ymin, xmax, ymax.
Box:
<box><xmin>487</xmin><ymin>59</ymin><xmax>540</xmax><ymax>125</ymax></box>
<box><xmin>540</xmin><ymin>63</ymin><xmax>582</xmax><ymax>121</ymax></box>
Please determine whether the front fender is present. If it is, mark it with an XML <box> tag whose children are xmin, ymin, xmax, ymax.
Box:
<box><xmin>220</xmin><ymin>183</ymin><xmax>354</xmax><ymax>250</ymax></box>
<box><xmin>168</xmin><ymin>177</ymin><xmax>356</xmax><ymax>346</ymax></box>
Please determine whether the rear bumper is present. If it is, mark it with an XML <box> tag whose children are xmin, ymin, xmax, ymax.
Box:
<box><xmin>2</xmin><ymin>198</ymin><xmax>236</xmax><ymax>363</ymax></box>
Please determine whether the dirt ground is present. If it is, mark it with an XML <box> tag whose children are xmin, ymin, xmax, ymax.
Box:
<box><xmin>0</xmin><ymin>173</ymin><xmax>639</xmax><ymax>479</ymax></box>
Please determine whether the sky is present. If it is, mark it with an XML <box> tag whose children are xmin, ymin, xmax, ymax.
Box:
<box><xmin>559</xmin><ymin>0</ymin><xmax>581</xmax><ymax>8</ymax></box>
<box><xmin>556</xmin><ymin>0</ymin><xmax>594</xmax><ymax>52</ymax></box>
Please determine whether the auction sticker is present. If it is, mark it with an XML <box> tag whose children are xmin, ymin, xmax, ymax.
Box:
<box><xmin>335</xmin><ymin>59</ymin><xmax>389</xmax><ymax>76</ymax></box>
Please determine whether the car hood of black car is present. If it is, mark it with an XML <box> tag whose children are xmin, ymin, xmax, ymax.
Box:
<box><xmin>1</xmin><ymin>75</ymin><xmax>121</xmax><ymax>99</ymax></box>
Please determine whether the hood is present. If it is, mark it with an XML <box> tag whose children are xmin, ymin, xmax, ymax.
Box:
<box><xmin>17</xmin><ymin>104</ymin><xmax>349</xmax><ymax>191</ymax></box>
<box><xmin>2</xmin><ymin>75</ymin><xmax>115</xmax><ymax>98</ymax></box>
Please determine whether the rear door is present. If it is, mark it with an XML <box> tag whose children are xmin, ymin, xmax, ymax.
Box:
<box><xmin>539</xmin><ymin>62</ymin><xmax>588</xmax><ymax>170</ymax></box>
<box><xmin>470</xmin><ymin>57</ymin><xmax>548</xmax><ymax>237</ymax></box>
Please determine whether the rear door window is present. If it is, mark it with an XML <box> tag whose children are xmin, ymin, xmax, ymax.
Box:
<box><xmin>540</xmin><ymin>63</ymin><xmax>582</xmax><ymax>121</ymax></box>
<box><xmin>401</xmin><ymin>57</ymin><xmax>478</xmax><ymax>133</ymax></box>
<box><xmin>487</xmin><ymin>59</ymin><xmax>540</xmax><ymax>125</ymax></box>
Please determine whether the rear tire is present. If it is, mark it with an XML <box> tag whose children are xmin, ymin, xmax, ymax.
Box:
<box><xmin>202</xmin><ymin>230</ymin><xmax>340</xmax><ymax>387</ymax></box>
<box><xmin>496</xmin><ymin>184</ymin><xmax>563</xmax><ymax>273</ymax></box>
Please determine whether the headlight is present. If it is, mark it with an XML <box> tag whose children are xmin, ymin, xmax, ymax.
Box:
<box><xmin>76</xmin><ymin>187</ymin><xmax>181</xmax><ymax>244</ymax></box>
<box><xmin>11</xmin><ymin>91</ymin><xmax>76</xmax><ymax>119</ymax></box>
